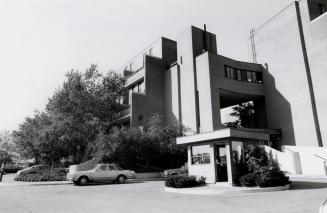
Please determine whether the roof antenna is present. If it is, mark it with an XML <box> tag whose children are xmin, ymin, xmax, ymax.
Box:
<box><xmin>250</xmin><ymin>28</ymin><xmax>257</xmax><ymax>63</ymax></box>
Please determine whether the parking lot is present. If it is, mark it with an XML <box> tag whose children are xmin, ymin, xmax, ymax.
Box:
<box><xmin>0</xmin><ymin>174</ymin><xmax>327</xmax><ymax>213</ymax></box>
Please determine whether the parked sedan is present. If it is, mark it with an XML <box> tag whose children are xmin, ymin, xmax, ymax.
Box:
<box><xmin>67</xmin><ymin>163</ymin><xmax>136</xmax><ymax>186</ymax></box>
<box><xmin>16</xmin><ymin>165</ymin><xmax>68</xmax><ymax>177</ymax></box>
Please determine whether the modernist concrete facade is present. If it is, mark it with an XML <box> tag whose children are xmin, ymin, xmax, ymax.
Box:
<box><xmin>114</xmin><ymin>0</ymin><xmax>327</xmax><ymax>184</ymax></box>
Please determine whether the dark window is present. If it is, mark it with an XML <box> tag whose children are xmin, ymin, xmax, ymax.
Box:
<box><xmin>230</xmin><ymin>67</ymin><xmax>235</xmax><ymax>79</ymax></box>
<box><xmin>257</xmin><ymin>72</ymin><xmax>263</xmax><ymax>83</ymax></box>
<box><xmin>138</xmin><ymin>115</ymin><xmax>143</xmax><ymax>125</ymax></box>
<box><xmin>241</xmin><ymin>70</ymin><xmax>247</xmax><ymax>81</ymax></box>
<box><xmin>251</xmin><ymin>72</ymin><xmax>257</xmax><ymax>82</ymax></box>
<box><xmin>237</xmin><ymin>70</ymin><xmax>242</xmax><ymax>81</ymax></box>
<box><xmin>224</xmin><ymin>65</ymin><xmax>263</xmax><ymax>84</ymax></box>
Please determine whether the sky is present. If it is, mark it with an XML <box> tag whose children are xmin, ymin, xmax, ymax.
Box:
<box><xmin>0</xmin><ymin>0</ymin><xmax>294</xmax><ymax>131</ymax></box>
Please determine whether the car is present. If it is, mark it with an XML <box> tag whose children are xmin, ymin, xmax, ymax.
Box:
<box><xmin>319</xmin><ymin>199</ymin><xmax>327</xmax><ymax>213</ymax></box>
<box><xmin>162</xmin><ymin>165</ymin><xmax>188</xmax><ymax>178</ymax></box>
<box><xmin>67</xmin><ymin>163</ymin><xmax>136</xmax><ymax>186</ymax></box>
<box><xmin>15</xmin><ymin>165</ymin><xmax>68</xmax><ymax>177</ymax></box>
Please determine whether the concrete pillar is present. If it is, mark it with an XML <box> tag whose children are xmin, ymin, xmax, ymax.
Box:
<box><xmin>225</xmin><ymin>140</ymin><xmax>233</xmax><ymax>185</ymax></box>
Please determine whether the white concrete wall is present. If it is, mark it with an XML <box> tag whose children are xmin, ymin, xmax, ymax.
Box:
<box><xmin>187</xmin><ymin>144</ymin><xmax>216</xmax><ymax>183</ymax></box>
<box><xmin>284</xmin><ymin>145</ymin><xmax>327</xmax><ymax>175</ymax></box>
<box><xmin>164</xmin><ymin>65</ymin><xmax>180</xmax><ymax>125</ymax></box>
<box><xmin>196</xmin><ymin>53</ymin><xmax>214</xmax><ymax>133</ymax></box>
<box><xmin>299</xmin><ymin>0</ymin><xmax>327</xmax><ymax>146</ymax></box>
<box><xmin>254</xmin><ymin>2</ymin><xmax>320</xmax><ymax>147</ymax></box>
<box><xmin>264</xmin><ymin>146</ymin><xmax>302</xmax><ymax>174</ymax></box>
<box><xmin>177</xmin><ymin>27</ymin><xmax>197</xmax><ymax>133</ymax></box>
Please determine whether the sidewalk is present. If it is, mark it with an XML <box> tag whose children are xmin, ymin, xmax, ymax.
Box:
<box><xmin>289</xmin><ymin>174</ymin><xmax>327</xmax><ymax>183</ymax></box>
<box><xmin>165</xmin><ymin>183</ymin><xmax>290</xmax><ymax>195</ymax></box>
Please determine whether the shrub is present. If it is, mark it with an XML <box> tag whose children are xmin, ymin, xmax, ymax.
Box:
<box><xmin>256</xmin><ymin>167</ymin><xmax>290</xmax><ymax>188</ymax></box>
<box><xmin>14</xmin><ymin>172</ymin><xmax>67</xmax><ymax>182</ymax></box>
<box><xmin>165</xmin><ymin>175</ymin><xmax>206</xmax><ymax>188</ymax></box>
<box><xmin>238</xmin><ymin>144</ymin><xmax>290</xmax><ymax>188</ymax></box>
<box><xmin>239</xmin><ymin>173</ymin><xmax>257</xmax><ymax>187</ymax></box>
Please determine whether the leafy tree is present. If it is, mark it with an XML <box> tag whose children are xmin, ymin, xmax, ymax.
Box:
<box><xmin>225</xmin><ymin>102</ymin><xmax>255</xmax><ymax>128</ymax></box>
<box><xmin>13</xmin><ymin>65</ymin><xmax>126</xmax><ymax>165</ymax></box>
<box><xmin>94</xmin><ymin>115</ymin><xmax>187</xmax><ymax>171</ymax></box>
<box><xmin>12</xmin><ymin>112</ymin><xmax>48</xmax><ymax>163</ymax></box>
<box><xmin>0</xmin><ymin>130</ymin><xmax>16</xmax><ymax>165</ymax></box>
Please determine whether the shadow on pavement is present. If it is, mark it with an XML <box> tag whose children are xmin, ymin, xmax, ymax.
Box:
<box><xmin>77</xmin><ymin>181</ymin><xmax>145</xmax><ymax>186</ymax></box>
<box><xmin>290</xmin><ymin>181</ymin><xmax>327</xmax><ymax>190</ymax></box>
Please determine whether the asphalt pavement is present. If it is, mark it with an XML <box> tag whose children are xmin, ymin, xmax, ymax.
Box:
<box><xmin>0</xmin><ymin>174</ymin><xmax>327</xmax><ymax>213</ymax></box>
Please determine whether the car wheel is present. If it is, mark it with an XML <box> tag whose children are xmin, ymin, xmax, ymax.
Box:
<box><xmin>117</xmin><ymin>175</ymin><xmax>126</xmax><ymax>184</ymax></box>
<box><xmin>78</xmin><ymin>176</ymin><xmax>88</xmax><ymax>186</ymax></box>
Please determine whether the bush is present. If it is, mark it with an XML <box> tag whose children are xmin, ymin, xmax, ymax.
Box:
<box><xmin>256</xmin><ymin>167</ymin><xmax>290</xmax><ymax>188</ymax></box>
<box><xmin>239</xmin><ymin>173</ymin><xmax>257</xmax><ymax>187</ymax></box>
<box><xmin>14</xmin><ymin>172</ymin><xmax>67</xmax><ymax>182</ymax></box>
<box><xmin>238</xmin><ymin>144</ymin><xmax>290</xmax><ymax>188</ymax></box>
<box><xmin>165</xmin><ymin>175</ymin><xmax>206</xmax><ymax>188</ymax></box>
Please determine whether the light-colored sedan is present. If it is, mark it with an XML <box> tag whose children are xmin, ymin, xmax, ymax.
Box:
<box><xmin>67</xmin><ymin>163</ymin><xmax>136</xmax><ymax>186</ymax></box>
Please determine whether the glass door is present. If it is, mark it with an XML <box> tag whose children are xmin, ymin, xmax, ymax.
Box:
<box><xmin>216</xmin><ymin>145</ymin><xmax>228</xmax><ymax>182</ymax></box>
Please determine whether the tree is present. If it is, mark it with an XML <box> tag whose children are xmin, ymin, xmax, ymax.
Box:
<box><xmin>12</xmin><ymin>112</ymin><xmax>48</xmax><ymax>163</ymax></box>
<box><xmin>0</xmin><ymin>130</ymin><xmax>16</xmax><ymax>165</ymax></box>
<box><xmin>225</xmin><ymin>102</ymin><xmax>255</xmax><ymax>128</ymax></box>
<box><xmin>94</xmin><ymin>115</ymin><xmax>187</xmax><ymax>171</ymax></box>
<box><xmin>45</xmin><ymin>65</ymin><xmax>126</xmax><ymax>163</ymax></box>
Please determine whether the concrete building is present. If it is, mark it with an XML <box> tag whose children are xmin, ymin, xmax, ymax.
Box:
<box><xmin>114</xmin><ymin>0</ymin><xmax>327</xmax><ymax>184</ymax></box>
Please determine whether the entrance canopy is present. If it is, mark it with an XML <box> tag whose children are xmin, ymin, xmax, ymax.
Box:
<box><xmin>177</xmin><ymin>128</ymin><xmax>281</xmax><ymax>145</ymax></box>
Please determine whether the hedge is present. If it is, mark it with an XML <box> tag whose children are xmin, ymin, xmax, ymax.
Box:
<box><xmin>165</xmin><ymin>175</ymin><xmax>206</xmax><ymax>188</ymax></box>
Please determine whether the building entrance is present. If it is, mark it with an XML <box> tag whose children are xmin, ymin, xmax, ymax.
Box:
<box><xmin>216</xmin><ymin>145</ymin><xmax>228</xmax><ymax>182</ymax></box>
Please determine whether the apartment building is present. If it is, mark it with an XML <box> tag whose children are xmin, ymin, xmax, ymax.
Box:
<box><xmin>113</xmin><ymin>0</ymin><xmax>327</xmax><ymax>184</ymax></box>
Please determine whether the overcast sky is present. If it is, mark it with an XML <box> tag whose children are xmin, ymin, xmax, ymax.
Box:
<box><xmin>0</xmin><ymin>0</ymin><xmax>294</xmax><ymax>131</ymax></box>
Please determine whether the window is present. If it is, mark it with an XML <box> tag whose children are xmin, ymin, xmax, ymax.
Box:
<box><xmin>224</xmin><ymin>65</ymin><xmax>263</xmax><ymax>84</ymax></box>
<box><xmin>237</xmin><ymin>70</ymin><xmax>242</xmax><ymax>81</ymax></box>
<box><xmin>138</xmin><ymin>115</ymin><xmax>143</xmax><ymax>125</ymax></box>
<box><xmin>108</xmin><ymin>165</ymin><xmax>115</xmax><ymax>171</ymax></box>
<box><xmin>246</xmin><ymin>71</ymin><xmax>252</xmax><ymax>82</ymax></box>
<box><xmin>251</xmin><ymin>72</ymin><xmax>257</xmax><ymax>82</ymax></box>
<box><xmin>99</xmin><ymin>165</ymin><xmax>107</xmax><ymax>171</ymax></box>
<box><xmin>180</xmin><ymin>56</ymin><xmax>183</xmax><ymax>64</ymax></box>
<box><xmin>256</xmin><ymin>72</ymin><xmax>263</xmax><ymax>83</ymax></box>
<box><xmin>191</xmin><ymin>145</ymin><xmax>211</xmax><ymax>164</ymax></box>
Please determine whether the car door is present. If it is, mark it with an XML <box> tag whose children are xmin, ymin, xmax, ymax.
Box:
<box><xmin>107</xmin><ymin>165</ymin><xmax>119</xmax><ymax>181</ymax></box>
<box><xmin>93</xmin><ymin>164</ymin><xmax>109</xmax><ymax>182</ymax></box>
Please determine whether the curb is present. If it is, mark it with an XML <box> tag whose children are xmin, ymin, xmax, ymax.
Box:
<box><xmin>164</xmin><ymin>184</ymin><xmax>290</xmax><ymax>195</ymax></box>
<box><xmin>0</xmin><ymin>181</ymin><xmax>71</xmax><ymax>187</ymax></box>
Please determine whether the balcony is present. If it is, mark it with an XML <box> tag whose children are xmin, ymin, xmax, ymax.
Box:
<box><xmin>126</xmin><ymin>68</ymin><xmax>145</xmax><ymax>87</ymax></box>
<box><xmin>119</xmin><ymin>107</ymin><xmax>131</xmax><ymax>118</ymax></box>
